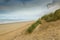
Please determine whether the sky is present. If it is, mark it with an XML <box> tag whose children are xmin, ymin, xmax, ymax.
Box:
<box><xmin>0</xmin><ymin>0</ymin><xmax>60</xmax><ymax>22</ymax></box>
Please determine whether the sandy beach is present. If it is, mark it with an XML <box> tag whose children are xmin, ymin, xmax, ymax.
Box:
<box><xmin>0</xmin><ymin>20</ymin><xmax>60</xmax><ymax>40</ymax></box>
<box><xmin>0</xmin><ymin>21</ymin><xmax>34</xmax><ymax>40</ymax></box>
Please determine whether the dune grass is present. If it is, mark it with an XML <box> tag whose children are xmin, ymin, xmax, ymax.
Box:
<box><xmin>41</xmin><ymin>9</ymin><xmax>60</xmax><ymax>22</ymax></box>
<box><xmin>27</xmin><ymin>19</ymin><xmax>41</xmax><ymax>33</ymax></box>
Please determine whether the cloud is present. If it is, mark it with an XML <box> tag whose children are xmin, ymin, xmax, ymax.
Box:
<box><xmin>0</xmin><ymin>0</ymin><xmax>52</xmax><ymax>14</ymax></box>
<box><xmin>0</xmin><ymin>0</ymin><xmax>53</xmax><ymax>21</ymax></box>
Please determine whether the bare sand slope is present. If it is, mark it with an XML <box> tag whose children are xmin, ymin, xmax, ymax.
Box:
<box><xmin>0</xmin><ymin>20</ymin><xmax>60</xmax><ymax>40</ymax></box>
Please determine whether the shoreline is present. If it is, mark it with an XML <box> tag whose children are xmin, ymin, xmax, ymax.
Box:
<box><xmin>0</xmin><ymin>21</ymin><xmax>34</xmax><ymax>35</ymax></box>
<box><xmin>0</xmin><ymin>20</ymin><xmax>34</xmax><ymax>25</ymax></box>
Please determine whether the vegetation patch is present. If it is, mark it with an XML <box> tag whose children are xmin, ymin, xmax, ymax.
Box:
<box><xmin>27</xmin><ymin>19</ymin><xmax>41</xmax><ymax>33</ymax></box>
<box><xmin>41</xmin><ymin>9</ymin><xmax>60</xmax><ymax>22</ymax></box>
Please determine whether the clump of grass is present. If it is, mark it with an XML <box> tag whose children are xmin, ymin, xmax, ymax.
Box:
<box><xmin>41</xmin><ymin>9</ymin><xmax>60</xmax><ymax>22</ymax></box>
<box><xmin>54</xmin><ymin>9</ymin><xmax>60</xmax><ymax>19</ymax></box>
<box><xmin>27</xmin><ymin>19</ymin><xmax>41</xmax><ymax>33</ymax></box>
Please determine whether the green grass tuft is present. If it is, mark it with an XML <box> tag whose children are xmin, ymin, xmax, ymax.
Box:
<box><xmin>27</xmin><ymin>19</ymin><xmax>41</xmax><ymax>33</ymax></box>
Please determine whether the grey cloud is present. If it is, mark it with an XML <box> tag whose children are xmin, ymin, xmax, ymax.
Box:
<box><xmin>0</xmin><ymin>0</ymin><xmax>52</xmax><ymax>14</ymax></box>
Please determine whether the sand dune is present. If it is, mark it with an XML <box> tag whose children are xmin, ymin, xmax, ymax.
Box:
<box><xmin>15</xmin><ymin>20</ymin><xmax>60</xmax><ymax>40</ymax></box>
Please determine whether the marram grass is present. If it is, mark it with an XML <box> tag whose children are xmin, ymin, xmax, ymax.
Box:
<box><xmin>27</xmin><ymin>19</ymin><xmax>41</xmax><ymax>33</ymax></box>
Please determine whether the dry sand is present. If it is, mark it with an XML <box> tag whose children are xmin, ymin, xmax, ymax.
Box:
<box><xmin>0</xmin><ymin>21</ymin><xmax>34</xmax><ymax>40</ymax></box>
<box><xmin>0</xmin><ymin>20</ymin><xmax>60</xmax><ymax>40</ymax></box>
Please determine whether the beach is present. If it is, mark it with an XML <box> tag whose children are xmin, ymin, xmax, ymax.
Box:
<box><xmin>0</xmin><ymin>20</ymin><xmax>60</xmax><ymax>40</ymax></box>
<box><xmin>0</xmin><ymin>21</ymin><xmax>34</xmax><ymax>40</ymax></box>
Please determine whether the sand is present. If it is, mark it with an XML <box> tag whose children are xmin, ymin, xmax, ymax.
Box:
<box><xmin>0</xmin><ymin>20</ymin><xmax>60</xmax><ymax>40</ymax></box>
<box><xmin>0</xmin><ymin>21</ymin><xmax>34</xmax><ymax>40</ymax></box>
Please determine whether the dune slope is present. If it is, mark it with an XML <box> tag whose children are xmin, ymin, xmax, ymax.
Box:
<box><xmin>15</xmin><ymin>20</ymin><xmax>60</xmax><ymax>40</ymax></box>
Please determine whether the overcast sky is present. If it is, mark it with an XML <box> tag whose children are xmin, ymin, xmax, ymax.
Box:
<box><xmin>0</xmin><ymin>0</ymin><xmax>60</xmax><ymax>21</ymax></box>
